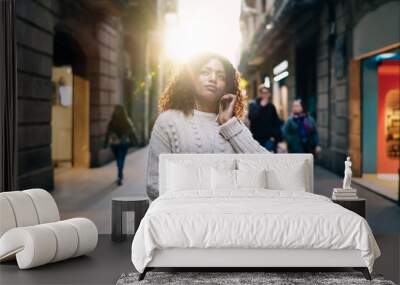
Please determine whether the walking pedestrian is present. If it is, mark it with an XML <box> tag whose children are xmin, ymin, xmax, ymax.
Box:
<box><xmin>104</xmin><ymin>105</ymin><xmax>138</xmax><ymax>185</ymax></box>
<box><xmin>282</xmin><ymin>99</ymin><xmax>321</xmax><ymax>154</ymax></box>
<box><xmin>247</xmin><ymin>84</ymin><xmax>282</xmax><ymax>151</ymax></box>
<box><xmin>146</xmin><ymin>52</ymin><xmax>269</xmax><ymax>200</ymax></box>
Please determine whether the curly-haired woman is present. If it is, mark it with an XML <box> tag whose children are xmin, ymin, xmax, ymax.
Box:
<box><xmin>147</xmin><ymin>53</ymin><xmax>268</xmax><ymax>200</ymax></box>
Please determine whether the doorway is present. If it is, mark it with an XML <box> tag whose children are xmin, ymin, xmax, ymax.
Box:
<box><xmin>52</xmin><ymin>31</ymin><xmax>90</xmax><ymax>169</ymax></box>
<box><xmin>51</xmin><ymin>67</ymin><xmax>73</xmax><ymax>168</ymax></box>
<box><xmin>296</xmin><ymin>42</ymin><xmax>317</xmax><ymax>119</ymax></box>
<box><xmin>51</xmin><ymin>68</ymin><xmax>90</xmax><ymax>168</ymax></box>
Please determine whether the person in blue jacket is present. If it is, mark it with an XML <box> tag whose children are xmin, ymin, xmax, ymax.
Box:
<box><xmin>282</xmin><ymin>99</ymin><xmax>321</xmax><ymax>155</ymax></box>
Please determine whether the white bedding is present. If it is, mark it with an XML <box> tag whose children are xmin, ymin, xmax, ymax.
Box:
<box><xmin>131</xmin><ymin>190</ymin><xmax>380</xmax><ymax>273</ymax></box>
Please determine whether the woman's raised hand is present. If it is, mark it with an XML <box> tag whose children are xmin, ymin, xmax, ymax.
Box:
<box><xmin>217</xmin><ymin>94</ymin><xmax>237</xmax><ymax>125</ymax></box>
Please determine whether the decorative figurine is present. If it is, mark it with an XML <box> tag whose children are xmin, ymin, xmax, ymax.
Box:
<box><xmin>332</xmin><ymin>156</ymin><xmax>357</xmax><ymax>200</ymax></box>
<box><xmin>342</xmin><ymin>156</ymin><xmax>352</xmax><ymax>190</ymax></box>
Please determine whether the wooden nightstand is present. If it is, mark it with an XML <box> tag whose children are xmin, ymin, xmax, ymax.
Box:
<box><xmin>332</xmin><ymin>198</ymin><xmax>366</xmax><ymax>218</ymax></box>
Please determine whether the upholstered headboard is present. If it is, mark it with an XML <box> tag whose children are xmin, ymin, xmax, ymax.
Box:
<box><xmin>159</xmin><ymin>154</ymin><xmax>314</xmax><ymax>195</ymax></box>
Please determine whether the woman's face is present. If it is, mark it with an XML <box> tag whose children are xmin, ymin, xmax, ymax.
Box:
<box><xmin>292</xmin><ymin>100</ymin><xmax>303</xmax><ymax>114</ymax></box>
<box><xmin>194</xmin><ymin>58</ymin><xmax>227</xmax><ymax>105</ymax></box>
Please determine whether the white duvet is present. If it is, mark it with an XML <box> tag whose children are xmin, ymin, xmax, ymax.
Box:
<box><xmin>131</xmin><ymin>190</ymin><xmax>380</xmax><ymax>273</ymax></box>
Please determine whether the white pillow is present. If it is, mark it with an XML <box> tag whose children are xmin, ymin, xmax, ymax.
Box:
<box><xmin>167</xmin><ymin>162</ymin><xmax>211</xmax><ymax>191</ymax></box>
<box><xmin>266</xmin><ymin>167</ymin><xmax>306</xmax><ymax>191</ymax></box>
<box><xmin>237</xmin><ymin>159</ymin><xmax>308</xmax><ymax>191</ymax></box>
<box><xmin>211</xmin><ymin>169</ymin><xmax>268</xmax><ymax>191</ymax></box>
<box><xmin>236</xmin><ymin>169</ymin><xmax>267</xmax><ymax>189</ymax></box>
<box><xmin>211</xmin><ymin>168</ymin><xmax>236</xmax><ymax>190</ymax></box>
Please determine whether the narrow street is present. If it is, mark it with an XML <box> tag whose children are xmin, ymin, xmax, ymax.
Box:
<box><xmin>52</xmin><ymin>148</ymin><xmax>147</xmax><ymax>234</ymax></box>
<box><xmin>52</xmin><ymin>147</ymin><xmax>400</xmax><ymax>235</ymax></box>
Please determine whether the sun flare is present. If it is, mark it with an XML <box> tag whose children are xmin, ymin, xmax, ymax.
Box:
<box><xmin>163</xmin><ymin>0</ymin><xmax>242</xmax><ymax>66</ymax></box>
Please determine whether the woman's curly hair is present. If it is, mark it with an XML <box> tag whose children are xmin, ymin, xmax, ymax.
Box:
<box><xmin>158</xmin><ymin>53</ymin><xmax>246</xmax><ymax>119</ymax></box>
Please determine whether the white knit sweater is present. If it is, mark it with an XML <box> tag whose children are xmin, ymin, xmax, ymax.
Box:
<box><xmin>146</xmin><ymin>109</ymin><xmax>269</xmax><ymax>200</ymax></box>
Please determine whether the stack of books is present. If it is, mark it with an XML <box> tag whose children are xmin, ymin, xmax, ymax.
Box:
<box><xmin>332</xmin><ymin>188</ymin><xmax>358</xmax><ymax>200</ymax></box>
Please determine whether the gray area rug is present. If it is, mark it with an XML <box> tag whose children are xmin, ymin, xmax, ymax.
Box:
<box><xmin>116</xmin><ymin>271</ymin><xmax>395</xmax><ymax>285</ymax></box>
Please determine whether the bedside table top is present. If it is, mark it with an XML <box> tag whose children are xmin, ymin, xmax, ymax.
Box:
<box><xmin>112</xmin><ymin>196</ymin><xmax>148</xmax><ymax>202</ymax></box>
<box><xmin>332</xmin><ymin>198</ymin><xmax>366</xmax><ymax>202</ymax></box>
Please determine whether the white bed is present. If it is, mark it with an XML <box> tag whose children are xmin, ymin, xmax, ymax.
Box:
<box><xmin>131</xmin><ymin>154</ymin><xmax>380</xmax><ymax>280</ymax></box>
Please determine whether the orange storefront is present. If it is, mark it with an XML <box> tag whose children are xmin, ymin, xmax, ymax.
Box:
<box><xmin>355</xmin><ymin>51</ymin><xmax>400</xmax><ymax>202</ymax></box>
<box><xmin>377</xmin><ymin>60</ymin><xmax>400</xmax><ymax>174</ymax></box>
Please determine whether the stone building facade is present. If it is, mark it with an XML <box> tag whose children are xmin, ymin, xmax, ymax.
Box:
<box><xmin>15</xmin><ymin>0</ymin><xmax>158</xmax><ymax>190</ymax></box>
<box><xmin>240</xmin><ymin>0</ymin><xmax>399</xmax><ymax>182</ymax></box>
